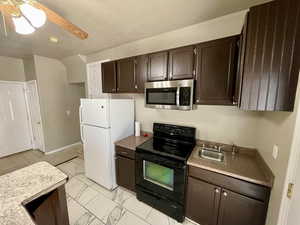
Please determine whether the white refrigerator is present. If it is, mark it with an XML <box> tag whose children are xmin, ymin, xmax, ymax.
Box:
<box><xmin>80</xmin><ymin>98</ymin><xmax>134</xmax><ymax>190</ymax></box>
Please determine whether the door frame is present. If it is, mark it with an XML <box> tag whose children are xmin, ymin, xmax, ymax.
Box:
<box><xmin>25</xmin><ymin>80</ymin><xmax>46</xmax><ymax>152</ymax></box>
<box><xmin>278</xmin><ymin>72</ymin><xmax>300</xmax><ymax>225</ymax></box>
<box><xmin>0</xmin><ymin>80</ymin><xmax>34</xmax><ymax>153</ymax></box>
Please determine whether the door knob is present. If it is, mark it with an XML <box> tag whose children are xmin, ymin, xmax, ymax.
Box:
<box><xmin>223</xmin><ymin>192</ymin><xmax>228</xmax><ymax>197</ymax></box>
<box><xmin>215</xmin><ymin>188</ymin><xmax>220</xmax><ymax>194</ymax></box>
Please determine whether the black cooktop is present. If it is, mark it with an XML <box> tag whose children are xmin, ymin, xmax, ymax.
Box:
<box><xmin>136</xmin><ymin>138</ymin><xmax>195</xmax><ymax>161</ymax></box>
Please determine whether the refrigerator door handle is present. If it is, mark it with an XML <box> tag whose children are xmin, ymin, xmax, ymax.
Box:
<box><xmin>79</xmin><ymin>105</ymin><xmax>83</xmax><ymax>123</ymax></box>
<box><xmin>80</xmin><ymin>125</ymin><xmax>85</xmax><ymax>143</ymax></box>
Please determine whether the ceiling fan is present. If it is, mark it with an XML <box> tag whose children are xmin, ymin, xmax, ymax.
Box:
<box><xmin>0</xmin><ymin>0</ymin><xmax>88</xmax><ymax>39</ymax></box>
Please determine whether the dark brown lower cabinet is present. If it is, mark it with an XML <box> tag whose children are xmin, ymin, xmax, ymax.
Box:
<box><xmin>186</xmin><ymin>177</ymin><xmax>220</xmax><ymax>225</ymax></box>
<box><xmin>25</xmin><ymin>186</ymin><xmax>69</xmax><ymax>225</ymax></box>
<box><xmin>217</xmin><ymin>189</ymin><xmax>266</xmax><ymax>225</ymax></box>
<box><xmin>116</xmin><ymin>155</ymin><xmax>135</xmax><ymax>192</ymax></box>
<box><xmin>186</xmin><ymin>169</ymin><xmax>269</xmax><ymax>225</ymax></box>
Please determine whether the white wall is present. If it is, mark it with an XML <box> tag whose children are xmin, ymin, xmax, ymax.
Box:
<box><xmin>33</xmin><ymin>55</ymin><xmax>85</xmax><ymax>152</ymax></box>
<box><xmin>62</xmin><ymin>55</ymin><xmax>87</xmax><ymax>83</ymax></box>
<box><xmin>0</xmin><ymin>56</ymin><xmax>26</xmax><ymax>81</ymax></box>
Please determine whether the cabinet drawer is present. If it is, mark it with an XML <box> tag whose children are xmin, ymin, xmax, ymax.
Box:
<box><xmin>115</xmin><ymin>146</ymin><xmax>135</xmax><ymax>159</ymax></box>
<box><xmin>189</xmin><ymin>166</ymin><xmax>270</xmax><ymax>202</ymax></box>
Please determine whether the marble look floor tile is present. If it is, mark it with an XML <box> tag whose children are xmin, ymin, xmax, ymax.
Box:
<box><xmin>76</xmin><ymin>187</ymin><xmax>99</xmax><ymax>206</ymax></box>
<box><xmin>91</xmin><ymin>183</ymin><xmax>118</xmax><ymax>200</ymax></box>
<box><xmin>75</xmin><ymin>174</ymin><xmax>96</xmax><ymax>186</ymax></box>
<box><xmin>89</xmin><ymin>218</ymin><xmax>104</xmax><ymax>225</ymax></box>
<box><xmin>116</xmin><ymin>211</ymin><xmax>150</xmax><ymax>225</ymax></box>
<box><xmin>123</xmin><ymin>197</ymin><xmax>152</xmax><ymax>219</ymax></box>
<box><xmin>106</xmin><ymin>205</ymin><xmax>126</xmax><ymax>225</ymax></box>
<box><xmin>57</xmin><ymin>160</ymin><xmax>84</xmax><ymax>177</ymax></box>
<box><xmin>67</xmin><ymin>197</ymin><xmax>90</xmax><ymax>225</ymax></box>
<box><xmin>85</xmin><ymin>193</ymin><xmax>118</xmax><ymax>223</ymax></box>
<box><xmin>66</xmin><ymin>177</ymin><xmax>88</xmax><ymax>199</ymax></box>
<box><xmin>113</xmin><ymin>187</ymin><xmax>135</xmax><ymax>205</ymax></box>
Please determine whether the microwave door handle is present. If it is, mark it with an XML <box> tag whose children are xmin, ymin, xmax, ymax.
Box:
<box><xmin>176</xmin><ymin>87</ymin><xmax>180</xmax><ymax>107</ymax></box>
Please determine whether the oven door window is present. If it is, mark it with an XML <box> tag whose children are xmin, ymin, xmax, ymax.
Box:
<box><xmin>143</xmin><ymin>161</ymin><xmax>174</xmax><ymax>191</ymax></box>
<box><xmin>146</xmin><ymin>88</ymin><xmax>177</xmax><ymax>105</ymax></box>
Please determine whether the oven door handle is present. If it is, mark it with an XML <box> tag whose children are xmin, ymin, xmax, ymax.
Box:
<box><xmin>176</xmin><ymin>87</ymin><xmax>180</xmax><ymax>107</ymax></box>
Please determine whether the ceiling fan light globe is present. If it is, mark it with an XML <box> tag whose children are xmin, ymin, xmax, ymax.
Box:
<box><xmin>12</xmin><ymin>16</ymin><xmax>35</xmax><ymax>35</ymax></box>
<box><xmin>20</xmin><ymin>3</ymin><xmax>47</xmax><ymax>28</ymax></box>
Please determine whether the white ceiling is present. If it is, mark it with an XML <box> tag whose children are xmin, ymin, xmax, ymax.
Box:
<box><xmin>0</xmin><ymin>0</ymin><xmax>268</xmax><ymax>59</ymax></box>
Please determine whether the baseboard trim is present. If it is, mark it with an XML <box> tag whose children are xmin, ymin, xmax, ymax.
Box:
<box><xmin>45</xmin><ymin>142</ymin><xmax>82</xmax><ymax>155</ymax></box>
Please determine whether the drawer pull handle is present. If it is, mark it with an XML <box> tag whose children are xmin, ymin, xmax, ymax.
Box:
<box><xmin>121</xmin><ymin>151</ymin><xmax>128</xmax><ymax>155</ymax></box>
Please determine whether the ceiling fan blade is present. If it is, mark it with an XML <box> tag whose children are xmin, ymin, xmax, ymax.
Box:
<box><xmin>32</xmin><ymin>2</ymin><xmax>88</xmax><ymax>40</ymax></box>
<box><xmin>0</xmin><ymin>4</ymin><xmax>20</xmax><ymax>15</ymax></box>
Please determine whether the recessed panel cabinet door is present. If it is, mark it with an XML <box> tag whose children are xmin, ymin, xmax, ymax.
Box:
<box><xmin>217</xmin><ymin>189</ymin><xmax>266</xmax><ymax>225</ymax></box>
<box><xmin>195</xmin><ymin>36</ymin><xmax>238</xmax><ymax>105</ymax></box>
<box><xmin>116</xmin><ymin>156</ymin><xmax>135</xmax><ymax>192</ymax></box>
<box><xmin>117</xmin><ymin>58</ymin><xmax>135</xmax><ymax>93</ymax></box>
<box><xmin>135</xmin><ymin>55</ymin><xmax>148</xmax><ymax>93</ymax></box>
<box><xmin>186</xmin><ymin>177</ymin><xmax>220</xmax><ymax>225</ymax></box>
<box><xmin>102</xmin><ymin>61</ymin><xmax>117</xmax><ymax>93</ymax></box>
<box><xmin>169</xmin><ymin>46</ymin><xmax>195</xmax><ymax>80</ymax></box>
<box><xmin>240</xmin><ymin>0</ymin><xmax>300</xmax><ymax>111</ymax></box>
<box><xmin>147</xmin><ymin>51</ymin><xmax>168</xmax><ymax>81</ymax></box>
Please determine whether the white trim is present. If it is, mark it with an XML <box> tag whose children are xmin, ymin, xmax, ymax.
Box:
<box><xmin>45</xmin><ymin>142</ymin><xmax>82</xmax><ymax>155</ymax></box>
<box><xmin>25</xmin><ymin>80</ymin><xmax>46</xmax><ymax>152</ymax></box>
<box><xmin>0</xmin><ymin>80</ymin><xmax>26</xmax><ymax>85</ymax></box>
<box><xmin>278</xmin><ymin>71</ymin><xmax>300</xmax><ymax>225</ymax></box>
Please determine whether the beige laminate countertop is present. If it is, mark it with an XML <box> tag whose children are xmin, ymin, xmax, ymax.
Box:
<box><xmin>188</xmin><ymin>145</ymin><xmax>274</xmax><ymax>188</ymax></box>
<box><xmin>115</xmin><ymin>134</ymin><xmax>152</xmax><ymax>150</ymax></box>
<box><xmin>0</xmin><ymin>162</ymin><xmax>68</xmax><ymax>225</ymax></box>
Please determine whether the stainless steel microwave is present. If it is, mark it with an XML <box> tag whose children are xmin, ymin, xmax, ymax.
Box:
<box><xmin>145</xmin><ymin>79</ymin><xmax>194</xmax><ymax>110</ymax></box>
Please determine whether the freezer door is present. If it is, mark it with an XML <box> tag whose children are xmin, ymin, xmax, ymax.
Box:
<box><xmin>82</xmin><ymin>125</ymin><xmax>115</xmax><ymax>189</ymax></box>
<box><xmin>80</xmin><ymin>99</ymin><xmax>110</xmax><ymax>128</ymax></box>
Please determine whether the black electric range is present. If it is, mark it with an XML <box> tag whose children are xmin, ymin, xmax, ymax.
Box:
<box><xmin>135</xmin><ymin>123</ymin><xmax>196</xmax><ymax>222</ymax></box>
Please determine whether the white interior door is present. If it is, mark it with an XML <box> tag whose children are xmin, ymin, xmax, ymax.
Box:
<box><xmin>82</xmin><ymin>125</ymin><xmax>113</xmax><ymax>189</ymax></box>
<box><xmin>26</xmin><ymin>80</ymin><xmax>45</xmax><ymax>152</ymax></box>
<box><xmin>0</xmin><ymin>82</ymin><xmax>32</xmax><ymax>157</ymax></box>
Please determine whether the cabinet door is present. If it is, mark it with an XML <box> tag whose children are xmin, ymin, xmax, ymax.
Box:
<box><xmin>240</xmin><ymin>0</ymin><xmax>300</xmax><ymax>111</ymax></box>
<box><xmin>186</xmin><ymin>177</ymin><xmax>221</xmax><ymax>225</ymax></box>
<box><xmin>234</xmin><ymin>14</ymin><xmax>248</xmax><ymax>106</ymax></box>
<box><xmin>102</xmin><ymin>61</ymin><xmax>117</xmax><ymax>93</ymax></box>
<box><xmin>169</xmin><ymin>46</ymin><xmax>195</xmax><ymax>80</ymax></box>
<box><xmin>135</xmin><ymin>55</ymin><xmax>148</xmax><ymax>93</ymax></box>
<box><xmin>117</xmin><ymin>58</ymin><xmax>135</xmax><ymax>93</ymax></box>
<box><xmin>147</xmin><ymin>51</ymin><xmax>168</xmax><ymax>81</ymax></box>
<box><xmin>195</xmin><ymin>36</ymin><xmax>238</xmax><ymax>105</ymax></box>
<box><xmin>116</xmin><ymin>156</ymin><xmax>135</xmax><ymax>192</ymax></box>
<box><xmin>217</xmin><ymin>189</ymin><xmax>266</xmax><ymax>225</ymax></box>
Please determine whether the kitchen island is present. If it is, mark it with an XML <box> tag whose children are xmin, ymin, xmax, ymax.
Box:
<box><xmin>0</xmin><ymin>161</ymin><xmax>69</xmax><ymax>225</ymax></box>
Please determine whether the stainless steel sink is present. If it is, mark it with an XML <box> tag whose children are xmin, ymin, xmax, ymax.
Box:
<box><xmin>199</xmin><ymin>148</ymin><xmax>225</xmax><ymax>162</ymax></box>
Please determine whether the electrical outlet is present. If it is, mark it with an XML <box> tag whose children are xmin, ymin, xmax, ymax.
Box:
<box><xmin>272</xmin><ymin>145</ymin><xmax>279</xmax><ymax>159</ymax></box>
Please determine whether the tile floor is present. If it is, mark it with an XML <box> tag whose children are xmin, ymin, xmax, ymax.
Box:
<box><xmin>58</xmin><ymin>158</ymin><xmax>199</xmax><ymax>225</ymax></box>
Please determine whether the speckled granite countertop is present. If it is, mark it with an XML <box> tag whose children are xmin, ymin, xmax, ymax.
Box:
<box><xmin>188</xmin><ymin>143</ymin><xmax>274</xmax><ymax>188</ymax></box>
<box><xmin>115</xmin><ymin>134</ymin><xmax>152</xmax><ymax>150</ymax></box>
<box><xmin>0</xmin><ymin>162</ymin><xmax>68</xmax><ymax>225</ymax></box>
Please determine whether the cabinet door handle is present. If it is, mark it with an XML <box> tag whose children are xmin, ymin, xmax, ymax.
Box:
<box><xmin>120</xmin><ymin>151</ymin><xmax>128</xmax><ymax>155</ymax></box>
<box><xmin>215</xmin><ymin>188</ymin><xmax>220</xmax><ymax>194</ymax></box>
<box><xmin>223</xmin><ymin>191</ymin><xmax>228</xmax><ymax>197</ymax></box>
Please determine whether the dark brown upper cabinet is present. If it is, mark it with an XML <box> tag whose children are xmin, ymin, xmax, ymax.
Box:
<box><xmin>195</xmin><ymin>36</ymin><xmax>239</xmax><ymax>105</ymax></box>
<box><xmin>147</xmin><ymin>51</ymin><xmax>168</xmax><ymax>81</ymax></box>
<box><xmin>239</xmin><ymin>0</ymin><xmax>300</xmax><ymax>111</ymax></box>
<box><xmin>102</xmin><ymin>61</ymin><xmax>117</xmax><ymax>93</ymax></box>
<box><xmin>117</xmin><ymin>57</ymin><xmax>135</xmax><ymax>93</ymax></box>
<box><xmin>135</xmin><ymin>55</ymin><xmax>148</xmax><ymax>93</ymax></box>
<box><xmin>168</xmin><ymin>46</ymin><xmax>196</xmax><ymax>80</ymax></box>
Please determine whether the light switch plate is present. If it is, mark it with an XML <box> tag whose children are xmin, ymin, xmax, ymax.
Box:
<box><xmin>272</xmin><ymin>145</ymin><xmax>279</xmax><ymax>159</ymax></box>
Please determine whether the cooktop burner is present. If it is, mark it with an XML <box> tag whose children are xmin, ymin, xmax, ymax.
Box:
<box><xmin>136</xmin><ymin>123</ymin><xmax>196</xmax><ymax>161</ymax></box>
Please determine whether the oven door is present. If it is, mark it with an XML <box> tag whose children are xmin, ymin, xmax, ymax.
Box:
<box><xmin>135</xmin><ymin>151</ymin><xmax>186</xmax><ymax>204</ymax></box>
